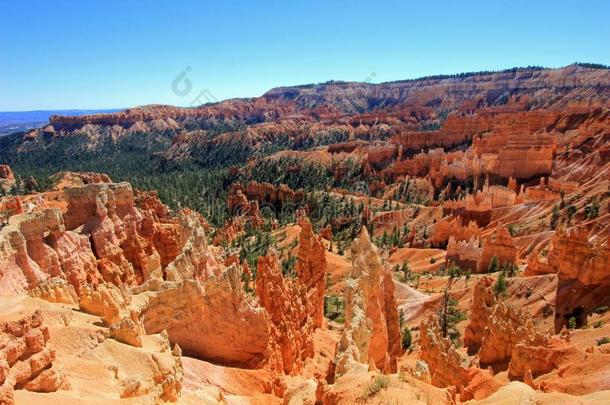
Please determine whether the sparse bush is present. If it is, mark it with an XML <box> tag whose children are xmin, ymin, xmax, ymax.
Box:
<box><xmin>402</xmin><ymin>326</ymin><xmax>412</xmax><ymax>350</ymax></box>
<box><xmin>493</xmin><ymin>271</ymin><xmax>508</xmax><ymax>296</ymax></box>
<box><xmin>361</xmin><ymin>375</ymin><xmax>390</xmax><ymax>399</ymax></box>
<box><xmin>437</xmin><ymin>286</ymin><xmax>466</xmax><ymax>344</ymax></box>
<box><xmin>568</xmin><ymin>316</ymin><xmax>577</xmax><ymax>329</ymax></box>
<box><xmin>447</xmin><ymin>264</ymin><xmax>461</xmax><ymax>279</ymax></box>
<box><xmin>487</xmin><ymin>256</ymin><xmax>499</xmax><ymax>273</ymax></box>
<box><xmin>281</xmin><ymin>253</ymin><xmax>297</xmax><ymax>278</ymax></box>
<box><xmin>550</xmin><ymin>205</ymin><xmax>560</xmax><ymax>229</ymax></box>
<box><xmin>584</xmin><ymin>200</ymin><xmax>600</xmax><ymax>219</ymax></box>
<box><xmin>597</xmin><ymin>337</ymin><xmax>610</xmax><ymax>346</ymax></box>
<box><xmin>542</xmin><ymin>303</ymin><xmax>553</xmax><ymax>317</ymax></box>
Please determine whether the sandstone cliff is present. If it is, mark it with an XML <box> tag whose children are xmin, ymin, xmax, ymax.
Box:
<box><xmin>334</xmin><ymin>228</ymin><xmax>400</xmax><ymax>376</ymax></box>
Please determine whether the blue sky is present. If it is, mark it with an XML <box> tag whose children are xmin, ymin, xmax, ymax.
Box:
<box><xmin>1</xmin><ymin>0</ymin><xmax>609</xmax><ymax>111</ymax></box>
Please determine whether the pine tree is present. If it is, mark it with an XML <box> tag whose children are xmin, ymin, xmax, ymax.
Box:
<box><xmin>437</xmin><ymin>286</ymin><xmax>466</xmax><ymax>343</ymax></box>
<box><xmin>493</xmin><ymin>270</ymin><xmax>508</xmax><ymax>296</ymax></box>
<box><xmin>487</xmin><ymin>256</ymin><xmax>499</xmax><ymax>273</ymax></box>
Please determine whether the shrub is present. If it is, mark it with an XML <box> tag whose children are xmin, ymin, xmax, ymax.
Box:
<box><xmin>487</xmin><ymin>256</ymin><xmax>499</xmax><ymax>273</ymax></box>
<box><xmin>402</xmin><ymin>326</ymin><xmax>412</xmax><ymax>350</ymax></box>
<box><xmin>568</xmin><ymin>317</ymin><xmax>577</xmax><ymax>329</ymax></box>
<box><xmin>493</xmin><ymin>271</ymin><xmax>508</xmax><ymax>296</ymax></box>
<box><xmin>550</xmin><ymin>205</ymin><xmax>560</xmax><ymax>229</ymax></box>
<box><xmin>584</xmin><ymin>200</ymin><xmax>600</xmax><ymax>219</ymax></box>
<box><xmin>597</xmin><ymin>337</ymin><xmax>610</xmax><ymax>346</ymax></box>
<box><xmin>361</xmin><ymin>375</ymin><xmax>390</xmax><ymax>399</ymax></box>
<box><xmin>447</xmin><ymin>264</ymin><xmax>461</xmax><ymax>279</ymax></box>
<box><xmin>437</xmin><ymin>286</ymin><xmax>466</xmax><ymax>343</ymax></box>
<box><xmin>507</xmin><ymin>224</ymin><xmax>517</xmax><ymax>237</ymax></box>
<box><xmin>281</xmin><ymin>254</ymin><xmax>297</xmax><ymax>278</ymax></box>
<box><xmin>501</xmin><ymin>262</ymin><xmax>518</xmax><ymax>277</ymax></box>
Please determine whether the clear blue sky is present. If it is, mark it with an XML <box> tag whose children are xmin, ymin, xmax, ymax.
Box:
<box><xmin>1</xmin><ymin>0</ymin><xmax>609</xmax><ymax>111</ymax></box>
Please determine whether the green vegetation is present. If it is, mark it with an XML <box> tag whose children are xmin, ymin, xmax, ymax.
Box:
<box><xmin>236</xmin><ymin>228</ymin><xmax>275</xmax><ymax>275</ymax></box>
<box><xmin>0</xmin><ymin>131</ymin><xmax>234</xmax><ymax>227</ymax></box>
<box><xmin>597</xmin><ymin>337</ymin><xmax>610</xmax><ymax>346</ymax></box>
<box><xmin>402</xmin><ymin>326</ymin><xmax>412</xmax><ymax>350</ymax></box>
<box><xmin>360</xmin><ymin>375</ymin><xmax>390</xmax><ymax>399</ymax></box>
<box><xmin>568</xmin><ymin>316</ymin><xmax>577</xmax><ymax>329</ymax></box>
<box><xmin>493</xmin><ymin>271</ymin><xmax>508</xmax><ymax>296</ymax></box>
<box><xmin>487</xmin><ymin>256</ymin><xmax>499</xmax><ymax>273</ymax></box>
<box><xmin>584</xmin><ymin>199</ymin><xmax>600</xmax><ymax>219</ymax></box>
<box><xmin>281</xmin><ymin>253</ymin><xmax>297</xmax><ymax>278</ymax></box>
<box><xmin>507</xmin><ymin>224</ymin><xmax>517</xmax><ymax>237</ymax></box>
<box><xmin>567</xmin><ymin>204</ymin><xmax>578</xmax><ymax>223</ymax></box>
<box><xmin>437</xmin><ymin>286</ymin><xmax>466</xmax><ymax>344</ymax></box>
<box><xmin>550</xmin><ymin>204</ymin><xmax>561</xmax><ymax>229</ymax></box>
<box><xmin>324</xmin><ymin>295</ymin><xmax>345</xmax><ymax>324</ymax></box>
<box><xmin>447</xmin><ymin>264</ymin><xmax>462</xmax><ymax>279</ymax></box>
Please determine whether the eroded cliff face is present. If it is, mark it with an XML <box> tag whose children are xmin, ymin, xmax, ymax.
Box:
<box><xmin>0</xmin><ymin>64</ymin><xmax>609</xmax><ymax>404</ymax></box>
<box><xmin>0</xmin><ymin>165</ymin><xmax>15</xmax><ymax>193</ymax></box>
<box><xmin>334</xmin><ymin>228</ymin><xmax>400</xmax><ymax>376</ymax></box>
<box><xmin>0</xmin><ymin>311</ymin><xmax>64</xmax><ymax>404</ymax></box>
<box><xmin>418</xmin><ymin>315</ymin><xmax>502</xmax><ymax>401</ymax></box>
<box><xmin>296</xmin><ymin>211</ymin><xmax>327</xmax><ymax>328</ymax></box>
<box><xmin>0</xmin><ymin>178</ymin><xmax>341</xmax><ymax>402</ymax></box>
<box><xmin>256</xmin><ymin>252</ymin><xmax>314</xmax><ymax>374</ymax></box>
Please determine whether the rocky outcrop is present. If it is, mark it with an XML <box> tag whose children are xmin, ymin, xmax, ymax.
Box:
<box><xmin>464</xmin><ymin>277</ymin><xmax>496</xmax><ymax>351</ymax></box>
<box><xmin>464</xmin><ymin>277</ymin><xmax>549</xmax><ymax>367</ymax></box>
<box><xmin>532</xmin><ymin>226</ymin><xmax>610</xmax><ymax>330</ymax></box>
<box><xmin>506</xmin><ymin>332</ymin><xmax>570</xmax><ymax>380</ymax></box>
<box><xmin>334</xmin><ymin>228</ymin><xmax>400</xmax><ymax>376</ymax></box>
<box><xmin>419</xmin><ymin>316</ymin><xmax>501</xmax><ymax>401</ymax></box>
<box><xmin>48</xmin><ymin>171</ymin><xmax>111</xmax><ymax>191</ymax></box>
<box><xmin>446</xmin><ymin>236</ymin><xmax>481</xmax><ymax>272</ymax></box>
<box><xmin>0</xmin><ymin>165</ymin><xmax>15</xmax><ymax>193</ymax></box>
<box><xmin>491</xmin><ymin>130</ymin><xmax>556</xmax><ymax>180</ymax></box>
<box><xmin>0</xmin><ymin>181</ymin><xmax>191</xmax><ymax>296</ymax></box>
<box><xmin>0</xmin><ymin>311</ymin><xmax>64</xmax><ymax>404</ymax></box>
<box><xmin>548</xmin><ymin>226</ymin><xmax>610</xmax><ymax>286</ymax></box>
<box><xmin>431</xmin><ymin>215</ymin><xmax>480</xmax><ymax>247</ymax></box>
<box><xmin>478</xmin><ymin>303</ymin><xmax>548</xmax><ymax>366</ymax></box>
<box><xmin>296</xmin><ymin>211</ymin><xmax>327</xmax><ymax>328</ymax></box>
<box><xmin>256</xmin><ymin>252</ymin><xmax>314</xmax><ymax>374</ymax></box>
<box><xmin>64</xmin><ymin>183</ymin><xmax>155</xmax><ymax>284</ymax></box>
<box><xmin>0</xmin><ymin>197</ymin><xmax>23</xmax><ymax>221</ymax></box>
<box><xmin>139</xmin><ymin>266</ymin><xmax>277</xmax><ymax>370</ymax></box>
<box><xmin>244</xmin><ymin>181</ymin><xmax>305</xmax><ymax>209</ymax></box>
<box><xmin>477</xmin><ymin>227</ymin><xmax>519</xmax><ymax>273</ymax></box>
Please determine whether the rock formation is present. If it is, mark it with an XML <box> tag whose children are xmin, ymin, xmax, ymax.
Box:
<box><xmin>464</xmin><ymin>277</ymin><xmax>497</xmax><ymax>351</ymax></box>
<box><xmin>477</xmin><ymin>227</ymin><xmax>519</xmax><ymax>273</ymax></box>
<box><xmin>0</xmin><ymin>311</ymin><xmax>64</xmax><ymax>404</ymax></box>
<box><xmin>548</xmin><ymin>226</ymin><xmax>610</xmax><ymax>286</ymax></box>
<box><xmin>334</xmin><ymin>228</ymin><xmax>400</xmax><ymax>375</ymax></box>
<box><xmin>139</xmin><ymin>269</ymin><xmax>276</xmax><ymax>370</ymax></box>
<box><xmin>478</xmin><ymin>303</ymin><xmax>548</xmax><ymax>366</ymax></box>
<box><xmin>296</xmin><ymin>211</ymin><xmax>327</xmax><ymax>328</ymax></box>
<box><xmin>255</xmin><ymin>252</ymin><xmax>314</xmax><ymax>374</ymax></box>
<box><xmin>419</xmin><ymin>316</ymin><xmax>502</xmax><ymax>401</ymax></box>
<box><xmin>0</xmin><ymin>165</ymin><xmax>15</xmax><ymax>193</ymax></box>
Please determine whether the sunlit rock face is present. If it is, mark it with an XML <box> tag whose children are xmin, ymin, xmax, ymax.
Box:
<box><xmin>334</xmin><ymin>228</ymin><xmax>400</xmax><ymax>376</ymax></box>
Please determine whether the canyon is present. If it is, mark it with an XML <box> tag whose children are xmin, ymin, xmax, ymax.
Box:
<box><xmin>0</xmin><ymin>64</ymin><xmax>609</xmax><ymax>403</ymax></box>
